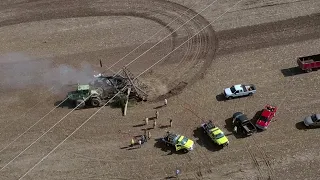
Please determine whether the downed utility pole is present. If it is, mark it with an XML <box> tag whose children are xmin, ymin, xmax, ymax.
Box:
<box><xmin>123</xmin><ymin>87</ymin><xmax>131</xmax><ymax>116</ymax></box>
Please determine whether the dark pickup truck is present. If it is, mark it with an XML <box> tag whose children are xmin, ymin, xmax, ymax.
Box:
<box><xmin>297</xmin><ymin>54</ymin><xmax>320</xmax><ymax>72</ymax></box>
<box><xmin>232</xmin><ymin>112</ymin><xmax>257</xmax><ymax>136</ymax></box>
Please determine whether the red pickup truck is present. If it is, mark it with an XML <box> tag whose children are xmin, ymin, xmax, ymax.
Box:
<box><xmin>255</xmin><ymin>104</ymin><xmax>277</xmax><ymax>130</ymax></box>
<box><xmin>297</xmin><ymin>54</ymin><xmax>320</xmax><ymax>72</ymax></box>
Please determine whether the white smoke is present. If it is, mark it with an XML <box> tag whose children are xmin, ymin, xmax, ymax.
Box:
<box><xmin>0</xmin><ymin>52</ymin><xmax>97</xmax><ymax>93</ymax></box>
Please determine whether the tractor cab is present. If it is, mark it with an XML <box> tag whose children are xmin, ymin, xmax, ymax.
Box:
<box><xmin>67</xmin><ymin>84</ymin><xmax>91</xmax><ymax>100</ymax></box>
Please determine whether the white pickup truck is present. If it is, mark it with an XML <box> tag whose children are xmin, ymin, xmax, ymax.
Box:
<box><xmin>223</xmin><ymin>84</ymin><xmax>256</xmax><ymax>99</ymax></box>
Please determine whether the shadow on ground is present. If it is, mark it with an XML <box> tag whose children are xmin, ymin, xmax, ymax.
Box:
<box><xmin>295</xmin><ymin>121</ymin><xmax>308</xmax><ymax>130</ymax></box>
<box><xmin>193</xmin><ymin>127</ymin><xmax>223</xmax><ymax>152</ymax></box>
<box><xmin>54</xmin><ymin>100</ymin><xmax>74</xmax><ymax>109</ymax></box>
<box><xmin>216</xmin><ymin>93</ymin><xmax>226</xmax><ymax>102</ymax></box>
<box><xmin>216</xmin><ymin>94</ymin><xmax>247</xmax><ymax>101</ymax></box>
<box><xmin>141</xmin><ymin>127</ymin><xmax>153</xmax><ymax>131</ymax></box>
<box><xmin>133</xmin><ymin>123</ymin><xmax>145</xmax><ymax>127</ymax></box>
<box><xmin>109</xmin><ymin>101</ymin><xmax>125</xmax><ymax>114</ymax></box>
<box><xmin>165</xmin><ymin>176</ymin><xmax>177</xmax><ymax>179</ymax></box>
<box><xmin>154</xmin><ymin>105</ymin><xmax>166</xmax><ymax>109</ymax></box>
<box><xmin>154</xmin><ymin>138</ymin><xmax>187</xmax><ymax>155</ymax></box>
<box><xmin>281</xmin><ymin>67</ymin><xmax>306</xmax><ymax>77</ymax></box>
<box><xmin>224</xmin><ymin>118</ymin><xmax>234</xmax><ymax>132</ymax></box>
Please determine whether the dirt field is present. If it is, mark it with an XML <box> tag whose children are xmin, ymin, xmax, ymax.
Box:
<box><xmin>0</xmin><ymin>0</ymin><xmax>320</xmax><ymax>179</ymax></box>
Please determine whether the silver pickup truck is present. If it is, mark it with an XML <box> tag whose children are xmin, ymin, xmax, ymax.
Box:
<box><xmin>223</xmin><ymin>84</ymin><xmax>256</xmax><ymax>99</ymax></box>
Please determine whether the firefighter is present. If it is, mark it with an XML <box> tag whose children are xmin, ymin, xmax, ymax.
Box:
<box><xmin>148</xmin><ymin>131</ymin><xmax>151</xmax><ymax>139</ymax></box>
<box><xmin>130</xmin><ymin>138</ymin><xmax>135</xmax><ymax>147</ymax></box>
<box><xmin>141</xmin><ymin>135</ymin><xmax>146</xmax><ymax>143</ymax></box>
<box><xmin>138</xmin><ymin>140</ymin><xmax>142</xmax><ymax>148</ymax></box>
<box><xmin>164</xmin><ymin>99</ymin><xmax>168</xmax><ymax>106</ymax></box>
<box><xmin>155</xmin><ymin>111</ymin><xmax>159</xmax><ymax>119</ymax></box>
<box><xmin>153</xmin><ymin>120</ymin><xmax>157</xmax><ymax>129</ymax></box>
<box><xmin>145</xmin><ymin>117</ymin><xmax>149</xmax><ymax>125</ymax></box>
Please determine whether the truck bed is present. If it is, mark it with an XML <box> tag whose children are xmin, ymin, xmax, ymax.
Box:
<box><xmin>297</xmin><ymin>54</ymin><xmax>320</xmax><ymax>71</ymax></box>
<box><xmin>298</xmin><ymin>54</ymin><xmax>320</xmax><ymax>63</ymax></box>
<box><xmin>242</xmin><ymin>121</ymin><xmax>256</xmax><ymax>134</ymax></box>
<box><xmin>243</xmin><ymin>84</ymin><xmax>256</xmax><ymax>91</ymax></box>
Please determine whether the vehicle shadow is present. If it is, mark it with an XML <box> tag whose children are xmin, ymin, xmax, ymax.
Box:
<box><xmin>54</xmin><ymin>100</ymin><xmax>74</xmax><ymax>109</ymax></box>
<box><xmin>224</xmin><ymin>117</ymin><xmax>234</xmax><ymax>132</ymax></box>
<box><xmin>154</xmin><ymin>138</ymin><xmax>187</xmax><ymax>155</ymax></box>
<box><xmin>281</xmin><ymin>67</ymin><xmax>306</xmax><ymax>77</ymax></box>
<box><xmin>216</xmin><ymin>93</ymin><xmax>227</xmax><ymax>102</ymax></box>
<box><xmin>192</xmin><ymin>127</ymin><xmax>223</xmax><ymax>152</ymax></box>
<box><xmin>295</xmin><ymin>121</ymin><xmax>308</xmax><ymax>130</ymax></box>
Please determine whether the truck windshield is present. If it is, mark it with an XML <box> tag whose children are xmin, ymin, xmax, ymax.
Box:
<box><xmin>311</xmin><ymin>114</ymin><xmax>318</xmax><ymax>122</ymax></box>
<box><xmin>215</xmin><ymin>133</ymin><xmax>225</xmax><ymax>139</ymax></box>
<box><xmin>179</xmin><ymin>137</ymin><xmax>188</xmax><ymax>145</ymax></box>
<box><xmin>259</xmin><ymin>116</ymin><xmax>268</xmax><ymax>122</ymax></box>
<box><xmin>230</xmin><ymin>86</ymin><xmax>236</xmax><ymax>93</ymax></box>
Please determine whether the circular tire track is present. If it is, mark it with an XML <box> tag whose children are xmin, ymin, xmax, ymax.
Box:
<box><xmin>0</xmin><ymin>0</ymin><xmax>217</xmax><ymax>101</ymax></box>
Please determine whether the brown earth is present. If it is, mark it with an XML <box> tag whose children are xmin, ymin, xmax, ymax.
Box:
<box><xmin>0</xmin><ymin>0</ymin><xmax>320</xmax><ymax>179</ymax></box>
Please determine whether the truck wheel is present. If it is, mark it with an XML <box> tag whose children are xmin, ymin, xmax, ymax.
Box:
<box><xmin>166</xmin><ymin>143</ymin><xmax>170</xmax><ymax>147</ymax></box>
<box><xmin>306</xmin><ymin>69</ymin><xmax>312</xmax><ymax>73</ymax></box>
<box><xmin>76</xmin><ymin>100</ymin><xmax>85</xmax><ymax>109</ymax></box>
<box><xmin>228</xmin><ymin>96</ymin><xmax>232</xmax><ymax>100</ymax></box>
<box><xmin>183</xmin><ymin>149</ymin><xmax>188</xmax><ymax>153</ymax></box>
<box><xmin>91</xmin><ymin>98</ymin><xmax>102</xmax><ymax>107</ymax></box>
<box><xmin>248</xmin><ymin>93</ymin><xmax>253</xmax><ymax>96</ymax></box>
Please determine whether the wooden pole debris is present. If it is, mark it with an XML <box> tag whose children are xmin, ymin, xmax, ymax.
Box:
<box><xmin>123</xmin><ymin>87</ymin><xmax>131</xmax><ymax>116</ymax></box>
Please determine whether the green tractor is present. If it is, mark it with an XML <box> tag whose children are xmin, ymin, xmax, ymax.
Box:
<box><xmin>67</xmin><ymin>84</ymin><xmax>104</xmax><ymax>109</ymax></box>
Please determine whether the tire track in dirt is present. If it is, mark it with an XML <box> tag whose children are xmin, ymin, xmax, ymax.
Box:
<box><xmin>251</xmin><ymin>136</ymin><xmax>275</xmax><ymax>179</ymax></box>
<box><xmin>216</xmin><ymin>12</ymin><xmax>320</xmax><ymax>56</ymax></box>
<box><xmin>244</xmin><ymin>135</ymin><xmax>275</xmax><ymax>180</ymax></box>
<box><xmin>245</xmin><ymin>144</ymin><xmax>263</xmax><ymax>179</ymax></box>
<box><xmin>0</xmin><ymin>0</ymin><xmax>217</xmax><ymax>101</ymax></box>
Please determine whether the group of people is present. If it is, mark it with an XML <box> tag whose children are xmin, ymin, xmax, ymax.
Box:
<box><xmin>130</xmin><ymin>99</ymin><xmax>169</xmax><ymax>148</ymax></box>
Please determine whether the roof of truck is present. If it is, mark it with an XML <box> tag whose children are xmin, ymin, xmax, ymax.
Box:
<box><xmin>77</xmin><ymin>84</ymin><xmax>90</xmax><ymax>91</ymax></box>
<box><xmin>234</xmin><ymin>84</ymin><xmax>243</xmax><ymax>90</ymax></box>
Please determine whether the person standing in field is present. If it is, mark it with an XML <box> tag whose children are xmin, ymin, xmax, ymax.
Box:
<box><xmin>148</xmin><ymin>131</ymin><xmax>151</xmax><ymax>139</ymax></box>
<box><xmin>138</xmin><ymin>140</ymin><xmax>142</xmax><ymax>148</ymax></box>
<box><xmin>153</xmin><ymin>120</ymin><xmax>157</xmax><ymax>129</ymax></box>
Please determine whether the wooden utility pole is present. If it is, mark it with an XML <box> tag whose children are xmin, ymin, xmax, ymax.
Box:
<box><xmin>123</xmin><ymin>88</ymin><xmax>131</xmax><ymax>116</ymax></box>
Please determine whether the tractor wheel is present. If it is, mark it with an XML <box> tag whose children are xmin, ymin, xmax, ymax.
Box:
<box><xmin>91</xmin><ymin>97</ymin><xmax>102</xmax><ymax>107</ymax></box>
<box><xmin>76</xmin><ymin>100</ymin><xmax>85</xmax><ymax>109</ymax></box>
